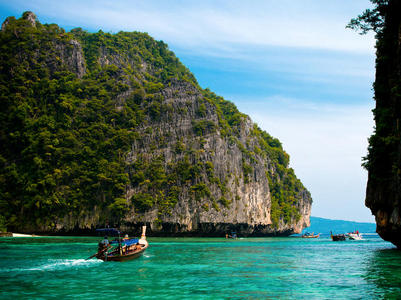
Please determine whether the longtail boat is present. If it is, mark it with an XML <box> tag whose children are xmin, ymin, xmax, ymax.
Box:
<box><xmin>330</xmin><ymin>231</ymin><xmax>346</xmax><ymax>241</ymax></box>
<box><xmin>301</xmin><ymin>232</ymin><xmax>320</xmax><ymax>238</ymax></box>
<box><xmin>88</xmin><ymin>226</ymin><xmax>148</xmax><ymax>262</ymax></box>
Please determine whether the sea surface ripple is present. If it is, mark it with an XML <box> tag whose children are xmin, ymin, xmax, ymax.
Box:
<box><xmin>0</xmin><ymin>234</ymin><xmax>400</xmax><ymax>299</ymax></box>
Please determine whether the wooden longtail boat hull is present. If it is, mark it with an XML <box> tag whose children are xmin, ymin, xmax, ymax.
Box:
<box><xmin>330</xmin><ymin>231</ymin><xmax>346</xmax><ymax>241</ymax></box>
<box><xmin>302</xmin><ymin>234</ymin><xmax>320</xmax><ymax>238</ymax></box>
<box><xmin>99</xmin><ymin>244</ymin><xmax>148</xmax><ymax>262</ymax></box>
<box><xmin>96</xmin><ymin>226</ymin><xmax>149</xmax><ymax>262</ymax></box>
<box><xmin>331</xmin><ymin>235</ymin><xmax>346</xmax><ymax>241</ymax></box>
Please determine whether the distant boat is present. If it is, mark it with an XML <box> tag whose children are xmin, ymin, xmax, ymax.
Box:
<box><xmin>226</xmin><ymin>231</ymin><xmax>238</xmax><ymax>239</ymax></box>
<box><xmin>301</xmin><ymin>232</ymin><xmax>320</xmax><ymax>238</ymax></box>
<box><xmin>330</xmin><ymin>231</ymin><xmax>346</xmax><ymax>241</ymax></box>
<box><xmin>347</xmin><ymin>231</ymin><xmax>363</xmax><ymax>240</ymax></box>
<box><xmin>87</xmin><ymin>226</ymin><xmax>148</xmax><ymax>262</ymax></box>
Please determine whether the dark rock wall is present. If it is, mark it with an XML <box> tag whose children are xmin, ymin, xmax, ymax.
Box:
<box><xmin>365</xmin><ymin>0</ymin><xmax>401</xmax><ymax>248</ymax></box>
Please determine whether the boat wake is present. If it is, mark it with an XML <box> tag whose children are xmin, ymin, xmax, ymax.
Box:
<box><xmin>31</xmin><ymin>259</ymin><xmax>102</xmax><ymax>271</ymax></box>
<box><xmin>3</xmin><ymin>259</ymin><xmax>101</xmax><ymax>273</ymax></box>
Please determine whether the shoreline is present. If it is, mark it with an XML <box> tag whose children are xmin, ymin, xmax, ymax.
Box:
<box><xmin>0</xmin><ymin>232</ymin><xmax>379</xmax><ymax>238</ymax></box>
<box><xmin>0</xmin><ymin>232</ymin><xmax>41</xmax><ymax>237</ymax></box>
<box><xmin>12</xmin><ymin>233</ymin><xmax>41</xmax><ymax>237</ymax></box>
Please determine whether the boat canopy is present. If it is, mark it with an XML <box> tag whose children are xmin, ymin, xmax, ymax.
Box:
<box><xmin>110</xmin><ymin>238</ymin><xmax>139</xmax><ymax>246</ymax></box>
<box><xmin>96</xmin><ymin>228</ymin><xmax>120</xmax><ymax>236</ymax></box>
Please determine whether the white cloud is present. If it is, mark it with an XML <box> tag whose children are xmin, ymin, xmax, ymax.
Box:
<box><xmin>4</xmin><ymin>0</ymin><xmax>376</xmax><ymax>56</ymax></box>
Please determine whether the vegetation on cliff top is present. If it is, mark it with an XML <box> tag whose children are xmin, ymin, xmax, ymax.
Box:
<box><xmin>0</xmin><ymin>12</ymin><xmax>310</xmax><ymax>231</ymax></box>
<box><xmin>348</xmin><ymin>0</ymin><xmax>400</xmax><ymax>186</ymax></box>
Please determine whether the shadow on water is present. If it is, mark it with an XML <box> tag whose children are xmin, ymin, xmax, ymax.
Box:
<box><xmin>364</xmin><ymin>247</ymin><xmax>401</xmax><ymax>298</ymax></box>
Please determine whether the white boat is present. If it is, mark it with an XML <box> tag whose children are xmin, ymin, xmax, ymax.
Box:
<box><xmin>347</xmin><ymin>232</ymin><xmax>363</xmax><ymax>240</ymax></box>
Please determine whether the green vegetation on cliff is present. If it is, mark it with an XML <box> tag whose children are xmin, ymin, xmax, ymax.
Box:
<box><xmin>348</xmin><ymin>0</ymin><xmax>401</xmax><ymax>185</ymax></box>
<box><xmin>0</xmin><ymin>12</ymin><xmax>310</xmax><ymax>232</ymax></box>
<box><xmin>348</xmin><ymin>0</ymin><xmax>401</xmax><ymax>190</ymax></box>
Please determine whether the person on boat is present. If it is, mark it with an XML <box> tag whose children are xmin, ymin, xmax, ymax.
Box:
<box><xmin>121</xmin><ymin>235</ymin><xmax>129</xmax><ymax>254</ymax></box>
<box><xmin>121</xmin><ymin>234</ymin><xmax>128</xmax><ymax>252</ymax></box>
<box><xmin>101</xmin><ymin>236</ymin><xmax>110</xmax><ymax>246</ymax></box>
<box><xmin>97</xmin><ymin>236</ymin><xmax>110</xmax><ymax>257</ymax></box>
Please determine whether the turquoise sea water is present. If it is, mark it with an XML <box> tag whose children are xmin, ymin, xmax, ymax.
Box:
<box><xmin>1</xmin><ymin>234</ymin><xmax>400</xmax><ymax>299</ymax></box>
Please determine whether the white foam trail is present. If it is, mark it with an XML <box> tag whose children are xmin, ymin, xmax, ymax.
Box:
<box><xmin>35</xmin><ymin>259</ymin><xmax>101</xmax><ymax>270</ymax></box>
<box><xmin>3</xmin><ymin>259</ymin><xmax>101</xmax><ymax>272</ymax></box>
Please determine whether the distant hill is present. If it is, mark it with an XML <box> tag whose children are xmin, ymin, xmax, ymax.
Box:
<box><xmin>303</xmin><ymin>216</ymin><xmax>376</xmax><ymax>234</ymax></box>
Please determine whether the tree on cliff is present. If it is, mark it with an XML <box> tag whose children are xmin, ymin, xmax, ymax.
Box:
<box><xmin>346</xmin><ymin>0</ymin><xmax>388</xmax><ymax>35</ymax></box>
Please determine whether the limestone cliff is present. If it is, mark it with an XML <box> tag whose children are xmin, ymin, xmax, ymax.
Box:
<box><xmin>0</xmin><ymin>12</ymin><xmax>312</xmax><ymax>236</ymax></box>
<box><xmin>122</xmin><ymin>80</ymin><xmax>311</xmax><ymax>236</ymax></box>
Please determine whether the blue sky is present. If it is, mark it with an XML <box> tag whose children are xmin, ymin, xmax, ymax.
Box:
<box><xmin>0</xmin><ymin>0</ymin><xmax>377</xmax><ymax>222</ymax></box>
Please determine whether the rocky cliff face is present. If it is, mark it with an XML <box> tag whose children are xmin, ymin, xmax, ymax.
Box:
<box><xmin>122</xmin><ymin>80</ymin><xmax>311</xmax><ymax>236</ymax></box>
<box><xmin>362</xmin><ymin>0</ymin><xmax>401</xmax><ymax>248</ymax></box>
<box><xmin>0</xmin><ymin>12</ymin><xmax>311</xmax><ymax>236</ymax></box>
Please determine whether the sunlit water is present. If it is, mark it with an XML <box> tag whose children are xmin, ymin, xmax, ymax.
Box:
<box><xmin>1</xmin><ymin>234</ymin><xmax>400</xmax><ymax>299</ymax></box>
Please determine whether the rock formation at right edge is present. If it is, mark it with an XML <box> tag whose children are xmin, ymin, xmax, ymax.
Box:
<box><xmin>363</xmin><ymin>0</ymin><xmax>401</xmax><ymax>248</ymax></box>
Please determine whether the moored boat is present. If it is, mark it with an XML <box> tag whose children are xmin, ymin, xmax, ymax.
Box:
<box><xmin>330</xmin><ymin>231</ymin><xmax>346</xmax><ymax>241</ymax></box>
<box><xmin>88</xmin><ymin>226</ymin><xmax>148</xmax><ymax>262</ymax></box>
<box><xmin>347</xmin><ymin>231</ymin><xmax>363</xmax><ymax>240</ymax></box>
<box><xmin>226</xmin><ymin>231</ymin><xmax>238</xmax><ymax>239</ymax></box>
<box><xmin>301</xmin><ymin>232</ymin><xmax>320</xmax><ymax>238</ymax></box>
